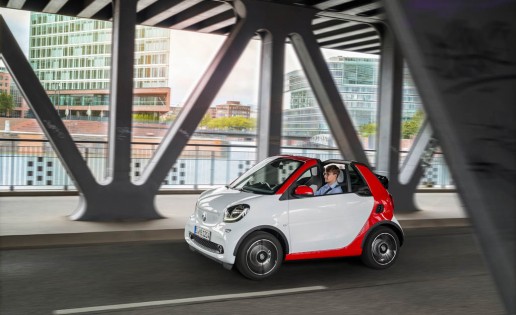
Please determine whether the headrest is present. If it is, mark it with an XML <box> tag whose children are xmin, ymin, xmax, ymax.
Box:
<box><xmin>337</xmin><ymin>169</ymin><xmax>345</xmax><ymax>183</ymax></box>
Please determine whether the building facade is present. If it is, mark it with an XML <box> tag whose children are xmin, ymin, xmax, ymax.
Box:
<box><xmin>283</xmin><ymin>56</ymin><xmax>422</xmax><ymax>138</ymax></box>
<box><xmin>0</xmin><ymin>67</ymin><xmax>28</xmax><ymax>117</ymax></box>
<box><xmin>166</xmin><ymin>101</ymin><xmax>251</xmax><ymax>122</ymax></box>
<box><xmin>29</xmin><ymin>13</ymin><xmax>171</xmax><ymax>119</ymax></box>
<box><xmin>0</xmin><ymin>67</ymin><xmax>11</xmax><ymax>95</ymax></box>
<box><xmin>213</xmin><ymin>101</ymin><xmax>251</xmax><ymax>118</ymax></box>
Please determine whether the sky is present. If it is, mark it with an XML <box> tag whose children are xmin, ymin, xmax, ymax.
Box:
<box><xmin>0</xmin><ymin>7</ymin><xmax>375</xmax><ymax>107</ymax></box>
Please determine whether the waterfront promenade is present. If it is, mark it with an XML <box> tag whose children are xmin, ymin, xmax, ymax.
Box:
<box><xmin>0</xmin><ymin>192</ymin><xmax>468</xmax><ymax>249</ymax></box>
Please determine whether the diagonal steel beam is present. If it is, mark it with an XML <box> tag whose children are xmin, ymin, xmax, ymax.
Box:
<box><xmin>69</xmin><ymin>0</ymin><xmax>164</xmax><ymax>221</ymax></box>
<box><xmin>355</xmin><ymin>19</ymin><xmax>427</xmax><ymax>213</ymax></box>
<box><xmin>384</xmin><ymin>0</ymin><xmax>516</xmax><ymax>312</ymax></box>
<box><xmin>140</xmin><ymin>0</ymin><xmax>371</xmax><ymax>186</ymax></box>
<box><xmin>0</xmin><ymin>15</ymin><xmax>97</xmax><ymax>190</ymax></box>
<box><xmin>185</xmin><ymin>9</ymin><xmax>234</xmax><ymax>32</ymax></box>
<box><xmin>43</xmin><ymin>0</ymin><xmax>68</xmax><ymax>13</ymax></box>
<box><xmin>158</xmin><ymin>1</ymin><xmax>230</xmax><ymax>29</ymax></box>
<box><xmin>137</xmin><ymin>1</ymin><xmax>257</xmax><ymax>189</ymax></box>
<box><xmin>398</xmin><ymin>120</ymin><xmax>433</xmax><ymax>186</ymax></box>
<box><xmin>6</xmin><ymin>0</ymin><xmax>24</xmax><ymax>9</ymax></box>
<box><xmin>78</xmin><ymin>0</ymin><xmax>110</xmax><ymax>18</ymax></box>
<box><xmin>290</xmin><ymin>27</ymin><xmax>369</xmax><ymax>164</ymax></box>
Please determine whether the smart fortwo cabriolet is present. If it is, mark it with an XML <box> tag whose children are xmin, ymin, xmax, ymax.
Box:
<box><xmin>185</xmin><ymin>155</ymin><xmax>403</xmax><ymax>280</ymax></box>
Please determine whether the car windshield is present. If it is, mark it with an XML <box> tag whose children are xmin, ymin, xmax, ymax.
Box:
<box><xmin>229</xmin><ymin>157</ymin><xmax>303</xmax><ymax>194</ymax></box>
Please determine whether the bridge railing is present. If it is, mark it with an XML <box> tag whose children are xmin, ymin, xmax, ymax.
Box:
<box><xmin>0</xmin><ymin>138</ymin><xmax>454</xmax><ymax>191</ymax></box>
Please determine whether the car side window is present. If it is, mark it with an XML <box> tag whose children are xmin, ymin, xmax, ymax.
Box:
<box><xmin>349</xmin><ymin>165</ymin><xmax>368</xmax><ymax>193</ymax></box>
<box><xmin>296</xmin><ymin>169</ymin><xmax>311</xmax><ymax>184</ymax></box>
<box><xmin>291</xmin><ymin>166</ymin><xmax>322</xmax><ymax>197</ymax></box>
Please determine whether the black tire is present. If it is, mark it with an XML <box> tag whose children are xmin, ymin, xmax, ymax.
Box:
<box><xmin>361</xmin><ymin>226</ymin><xmax>400</xmax><ymax>269</ymax></box>
<box><xmin>235</xmin><ymin>231</ymin><xmax>283</xmax><ymax>280</ymax></box>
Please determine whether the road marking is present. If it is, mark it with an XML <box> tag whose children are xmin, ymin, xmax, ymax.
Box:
<box><xmin>54</xmin><ymin>286</ymin><xmax>327</xmax><ymax>314</ymax></box>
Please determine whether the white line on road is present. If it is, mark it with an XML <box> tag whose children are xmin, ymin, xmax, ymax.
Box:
<box><xmin>53</xmin><ymin>286</ymin><xmax>328</xmax><ymax>314</ymax></box>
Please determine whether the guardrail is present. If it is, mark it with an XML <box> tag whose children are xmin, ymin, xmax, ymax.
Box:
<box><xmin>0</xmin><ymin>138</ymin><xmax>454</xmax><ymax>191</ymax></box>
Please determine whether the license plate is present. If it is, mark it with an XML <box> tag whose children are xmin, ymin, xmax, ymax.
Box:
<box><xmin>194</xmin><ymin>226</ymin><xmax>211</xmax><ymax>241</ymax></box>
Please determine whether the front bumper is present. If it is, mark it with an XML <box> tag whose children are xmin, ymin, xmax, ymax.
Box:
<box><xmin>184</xmin><ymin>215</ymin><xmax>240</xmax><ymax>266</ymax></box>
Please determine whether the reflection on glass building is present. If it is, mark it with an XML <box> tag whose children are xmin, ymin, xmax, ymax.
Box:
<box><xmin>28</xmin><ymin>13</ymin><xmax>171</xmax><ymax>118</ymax></box>
<box><xmin>283</xmin><ymin>56</ymin><xmax>422</xmax><ymax>138</ymax></box>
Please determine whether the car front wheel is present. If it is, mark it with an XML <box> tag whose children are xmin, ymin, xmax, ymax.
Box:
<box><xmin>236</xmin><ymin>231</ymin><xmax>283</xmax><ymax>280</ymax></box>
<box><xmin>361</xmin><ymin>226</ymin><xmax>399</xmax><ymax>269</ymax></box>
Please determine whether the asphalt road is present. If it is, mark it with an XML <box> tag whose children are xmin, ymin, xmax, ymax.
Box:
<box><xmin>0</xmin><ymin>227</ymin><xmax>505</xmax><ymax>315</ymax></box>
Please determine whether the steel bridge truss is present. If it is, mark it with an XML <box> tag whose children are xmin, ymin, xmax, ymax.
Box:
<box><xmin>0</xmin><ymin>0</ymin><xmax>431</xmax><ymax>219</ymax></box>
<box><xmin>0</xmin><ymin>1</ymin><xmax>514</xmax><ymax>312</ymax></box>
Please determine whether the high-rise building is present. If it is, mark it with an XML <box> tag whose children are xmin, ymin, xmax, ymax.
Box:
<box><xmin>283</xmin><ymin>56</ymin><xmax>422</xmax><ymax>137</ymax></box>
<box><xmin>29</xmin><ymin>13</ymin><xmax>171</xmax><ymax>119</ymax></box>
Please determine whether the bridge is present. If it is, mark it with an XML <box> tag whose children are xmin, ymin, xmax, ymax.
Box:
<box><xmin>0</xmin><ymin>0</ymin><xmax>514</xmax><ymax>313</ymax></box>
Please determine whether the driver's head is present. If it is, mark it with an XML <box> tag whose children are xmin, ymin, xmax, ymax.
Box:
<box><xmin>324</xmin><ymin>165</ymin><xmax>340</xmax><ymax>184</ymax></box>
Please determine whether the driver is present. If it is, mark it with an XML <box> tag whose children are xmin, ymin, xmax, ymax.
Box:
<box><xmin>315</xmin><ymin>165</ymin><xmax>343</xmax><ymax>196</ymax></box>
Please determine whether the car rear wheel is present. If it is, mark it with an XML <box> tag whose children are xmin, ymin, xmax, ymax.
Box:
<box><xmin>361</xmin><ymin>226</ymin><xmax>399</xmax><ymax>269</ymax></box>
<box><xmin>236</xmin><ymin>231</ymin><xmax>283</xmax><ymax>280</ymax></box>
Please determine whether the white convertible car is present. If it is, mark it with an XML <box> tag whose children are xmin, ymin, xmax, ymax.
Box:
<box><xmin>185</xmin><ymin>155</ymin><xmax>404</xmax><ymax>280</ymax></box>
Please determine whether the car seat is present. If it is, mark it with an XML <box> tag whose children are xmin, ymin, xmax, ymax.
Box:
<box><xmin>336</xmin><ymin>168</ymin><xmax>347</xmax><ymax>192</ymax></box>
<box><xmin>307</xmin><ymin>175</ymin><xmax>322</xmax><ymax>194</ymax></box>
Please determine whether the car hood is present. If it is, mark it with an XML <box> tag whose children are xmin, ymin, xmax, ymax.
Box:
<box><xmin>197</xmin><ymin>186</ymin><xmax>263</xmax><ymax>216</ymax></box>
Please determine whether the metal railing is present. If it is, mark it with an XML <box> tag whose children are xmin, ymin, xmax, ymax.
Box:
<box><xmin>0</xmin><ymin>138</ymin><xmax>454</xmax><ymax>191</ymax></box>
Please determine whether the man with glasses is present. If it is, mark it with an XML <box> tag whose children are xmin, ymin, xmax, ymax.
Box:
<box><xmin>315</xmin><ymin>165</ymin><xmax>343</xmax><ymax>196</ymax></box>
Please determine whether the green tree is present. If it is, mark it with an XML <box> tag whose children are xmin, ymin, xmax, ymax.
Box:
<box><xmin>132</xmin><ymin>113</ymin><xmax>158</xmax><ymax>123</ymax></box>
<box><xmin>359</xmin><ymin>123</ymin><xmax>377</xmax><ymax>137</ymax></box>
<box><xmin>199</xmin><ymin>113</ymin><xmax>212</xmax><ymax>128</ymax></box>
<box><xmin>227</xmin><ymin>116</ymin><xmax>255</xmax><ymax>130</ymax></box>
<box><xmin>0</xmin><ymin>92</ymin><xmax>14</xmax><ymax>117</ymax></box>
<box><xmin>160</xmin><ymin>114</ymin><xmax>176</xmax><ymax>123</ymax></box>
<box><xmin>206</xmin><ymin>116</ymin><xmax>256</xmax><ymax>131</ymax></box>
<box><xmin>402</xmin><ymin>110</ymin><xmax>425</xmax><ymax>139</ymax></box>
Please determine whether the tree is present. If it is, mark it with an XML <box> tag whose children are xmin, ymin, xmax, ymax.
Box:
<box><xmin>206</xmin><ymin>116</ymin><xmax>256</xmax><ymax>131</ymax></box>
<box><xmin>199</xmin><ymin>113</ymin><xmax>212</xmax><ymax>128</ymax></box>
<box><xmin>0</xmin><ymin>92</ymin><xmax>15</xmax><ymax>117</ymax></box>
<box><xmin>359</xmin><ymin>122</ymin><xmax>377</xmax><ymax>137</ymax></box>
<box><xmin>227</xmin><ymin>116</ymin><xmax>255</xmax><ymax>130</ymax></box>
<box><xmin>402</xmin><ymin>110</ymin><xmax>425</xmax><ymax>139</ymax></box>
<box><xmin>132</xmin><ymin>113</ymin><xmax>158</xmax><ymax>123</ymax></box>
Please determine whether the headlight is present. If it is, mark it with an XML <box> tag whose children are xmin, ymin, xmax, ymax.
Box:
<box><xmin>224</xmin><ymin>204</ymin><xmax>250</xmax><ymax>223</ymax></box>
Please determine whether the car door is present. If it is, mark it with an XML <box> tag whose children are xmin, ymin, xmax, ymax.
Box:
<box><xmin>287</xmin><ymin>167</ymin><xmax>374</xmax><ymax>254</ymax></box>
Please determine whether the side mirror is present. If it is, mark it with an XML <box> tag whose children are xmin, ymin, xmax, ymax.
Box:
<box><xmin>294</xmin><ymin>185</ymin><xmax>314</xmax><ymax>196</ymax></box>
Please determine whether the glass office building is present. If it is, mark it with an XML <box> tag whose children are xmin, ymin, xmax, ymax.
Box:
<box><xmin>283</xmin><ymin>56</ymin><xmax>422</xmax><ymax>138</ymax></box>
<box><xmin>29</xmin><ymin>13</ymin><xmax>171</xmax><ymax>118</ymax></box>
